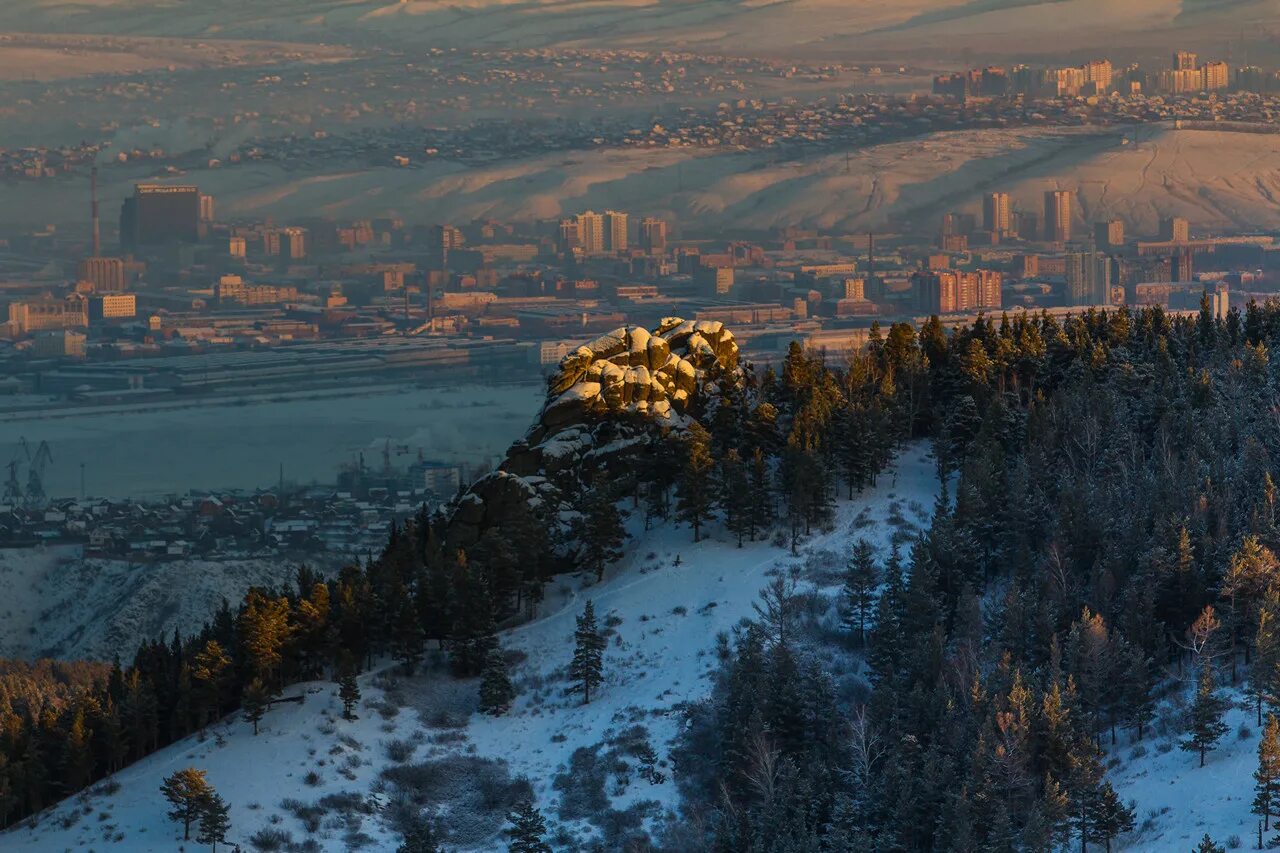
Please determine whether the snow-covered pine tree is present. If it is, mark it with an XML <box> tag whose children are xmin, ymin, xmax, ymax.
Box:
<box><xmin>506</xmin><ymin>798</ymin><xmax>552</xmax><ymax>853</ymax></box>
<box><xmin>569</xmin><ymin>600</ymin><xmax>606</xmax><ymax>704</ymax></box>
<box><xmin>478</xmin><ymin>649</ymin><xmax>516</xmax><ymax>716</ymax></box>
<box><xmin>841</xmin><ymin>538</ymin><xmax>879</xmax><ymax>646</ymax></box>
<box><xmin>1182</xmin><ymin>662</ymin><xmax>1230</xmax><ymax>767</ymax></box>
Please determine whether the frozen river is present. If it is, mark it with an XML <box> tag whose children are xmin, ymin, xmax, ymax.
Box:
<box><xmin>0</xmin><ymin>382</ymin><xmax>544</xmax><ymax>500</ymax></box>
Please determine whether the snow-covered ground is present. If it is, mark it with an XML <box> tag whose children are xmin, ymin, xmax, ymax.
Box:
<box><xmin>4</xmin><ymin>444</ymin><xmax>940</xmax><ymax>852</ymax></box>
<box><xmin>0</xmin><ymin>546</ymin><xmax>344</xmax><ymax>661</ymax></box>
<box><xmin>1111</xmin><ymin>690</ymin><xmax>1266</xmax><ymax>851</ymax></box>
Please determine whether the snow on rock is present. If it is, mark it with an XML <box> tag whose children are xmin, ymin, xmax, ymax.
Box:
<box><xmin>4</xmin><ymin>445</ymin><xmax>940</xmax><ymax>852</ymax></box>
<box><xmin>446</xmin><ymin>318</ymin><xmax>742</xmax><ymax>552</ymax></box>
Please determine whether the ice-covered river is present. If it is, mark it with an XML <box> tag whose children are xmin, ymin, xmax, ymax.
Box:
<box><xmin>0</xmin><ymin>382</ymin><xmax>544</xmax><ymax>500</ymax></box>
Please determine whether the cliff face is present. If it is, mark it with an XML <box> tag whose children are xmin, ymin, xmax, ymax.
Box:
<box><xmin>445</xmin><ymin>318</ymin><xmax>742</xmax><ymax>549</ymax></box>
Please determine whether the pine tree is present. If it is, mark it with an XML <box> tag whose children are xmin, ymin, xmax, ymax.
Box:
<box><xmin>841</xmin><ymin>538</ymin><xmax>879</xmax><ymax>646</ymax></box>
<box><xmin>719</xmin><ymin>448</ymin><xmax>752</xmax><ymax>547</ymax></box>
<box><xmin>506</xmin><ymin>798</ymin><xmax>552</xmax><ymax>853</ymax></box>
<box><xmin>62</xmin><ymin>709</ymin><xmax>93</xmax><ymax>794</ymax></box>
<box><xmin>195</xmin><ymin>790</ymin><xmax>231</xmax><ymax>852</ymax></box>
<box><xmin>1087</xmin><ymin>780</ymin><xmax>1134</xmax><ymax>853</ymax></box>
<box><xmin>191</xmin><ymin>639</ymin><xmax>230</xmax><ymax>729</ymax></box>
<box><xmin>1256</xmin><ymin>714</ymin><xmax>1280</xmax><ymax>831</ymax></box>
<box><xmin>569</xmin><ymin>600</ymin><xmax>606</xmax><ymax>704</ymax></box>
<box><xmin>676</xmin><ymin>421</ymin><xmax>716</xmax><ymax>541</ymax></box>
<box><xmin>398</xmin><ymin>816</ymin><xmax>441</xmax><ymax>853</ymax></box>
<box><xmin>447</xmin><ymin>551</ymin><xmax>499</xmax><ymax>677</ymax></box>
<box><xmin>160</xmin><ymin>767</ymin><xmax>212</xmax><ymax>841</ymax></box>
<box><xmin>572</xmin><ymin>483</ymin><xmax>626</xmax><ymax>580</ymax></box>
<box><xmin>1182</xmin><ymin>663</ymin><xmax>1230</xmax><ymax>767</ymax></box>
<box><xmin>337</xmin><ymin>654</ymin><xmax>361</xmax><ymax>721</ymax></box>
<box><xmin>479</xmin><ymin>650</ymin><xmax>516</xmax><ymax>716</ymax></box>
<box><xmin>241</xmin><ymin>677</ymin><xmax>270</xmax><ymax>736</ymax></box>
<box><xmin>1193</xmin><ymin>834</ymin><xmax>1225</xmax><ymax>853</ymax></box>
<box><xmin>391</xmin><ymin>585</ymin><xmax>425</xmax><ymax>674</ymax></box>
<box><xmin>868</xmin><ymin>542</ymin><xmax>906</xmax><ymax>685</ymax></box>
<box><xmin>747</xmin><ymin>447</ymin><xmax>773</xmax><ymax>540</ymax></box>
<box><xmin>237</xmin><ymin>590</ymin><xmax>293</xmax><ymax>689</ymax></box>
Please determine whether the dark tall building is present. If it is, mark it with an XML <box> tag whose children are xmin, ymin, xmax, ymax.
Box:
<box><xmin>119</xmin><ymin>184</ymin><xmax>200</xmax><ymax>251</ymax></box>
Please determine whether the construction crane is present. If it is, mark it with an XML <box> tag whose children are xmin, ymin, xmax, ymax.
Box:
<box><xmin>21</xmin><ymin>438</ymin><xmax>51</xmax><ymax>509</ymax></box>
<box><xmin>3</xmin><ymin>457</ymin><xmax>21</xmax><ymax>506</ymax></box>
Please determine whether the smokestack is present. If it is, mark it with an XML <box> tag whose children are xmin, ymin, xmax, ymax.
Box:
<box><xmin>90</xmin><ymin>167</ymin><xmax>101</xmax><ymax>257</ymax></box>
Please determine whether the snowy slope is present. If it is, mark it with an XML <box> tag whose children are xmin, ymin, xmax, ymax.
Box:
<box><xmin>0</xmin><ymin>547</ymin><xmax>345</xmax><ymax>662</ymax></box>
<box><xmin>20</xmin><ymin>124</ymin><xmax>1280</xmax><ymax>238</ymax></box>
<box><xmin>4</xmin><ymin>444</ymin><xmax>939</xmax><ymax>852</ymax></box>
<box><xmin>1111</xmin><ymin>690</ymin><xmax>1265</xmax><ymax>851</ymax></box>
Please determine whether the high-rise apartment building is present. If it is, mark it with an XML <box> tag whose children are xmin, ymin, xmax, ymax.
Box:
<box><xmin>603</xmin><ymin>211</ymin><xmax>628</xmax><ymax>252</ymax></box>
<box><xmin>1160</xmin><ymin>216</ymin><xmax>1190</xmax><ymax>243</ymax></box>
<box><xmin>575</xmin><ymin>211</ymin><xmax>605</xmax><ymax>254</ymax></box>
<box><xmin>1066</xmin><ymin>252</ymin><xmax>1112</xmax><ymax>306</ymax></box>
<box><xmin>913</xmin><ymin>269</ymin><xmax>1002</xmax><ymax>314</ymax></box>
<box><xmin>1202</xmin><ymin>61</ymin><xmax>1229</xmax><ymax>91</ymax></box>
<box><xmin>639</xmin><ymin>217</ymin><xmax>668</xmax><ymax>255</ymax></box>
<box><xmin>1082</xmin><ymin>60</ymin><xmax>1113</xmax><ymax>93</ymax></box>
<box><xmin>1043</xmin><ymin>191</ymin><xmax>1073</xmax><ymax>243</ymax></box>
<box><xmin>1173</xmin><ymin>51</ymin><xmax>1198</xmax><ymax>71</ymax></box>
<box><xmin>983</xmin><ymin>192</ymin><xmax>1012</xmax><ymax>236</ymax></box>
<box><xmin>1094</xmin><ymin>219</ymin><xmax>1125</xmax><ymax>248</ymax></box>
<box><xmin>434</xmin><ymin>224</ymin><xmax>465</xmax><ymax>253</ymax></box>
<box><xmin>281</xmin><ymin>227</ymin><xmax>307</xmax><ymax>260</ymax></box>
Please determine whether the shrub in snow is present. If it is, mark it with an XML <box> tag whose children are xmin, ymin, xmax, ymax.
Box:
<box><xmin>248</xmin><ymin>827</ymin><xmax>292</xmax><ymax>851</ymax></box>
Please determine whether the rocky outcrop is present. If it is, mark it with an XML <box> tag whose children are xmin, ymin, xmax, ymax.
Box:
<box><xmin>445</xmin><ymin>318</ymin><xmax>743</xmax><ymax>550</ymax></box>
<box><xmin>534</xmin><ymin>318</ymin><xmax>739</xmax><ymax>441</ymax></box>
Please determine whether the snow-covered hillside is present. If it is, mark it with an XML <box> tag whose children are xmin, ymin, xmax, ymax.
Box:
<box><xmin>5</xmin><ymin>445</ymin><xmax>939</xmax><ymax>852</ymax></box>
<box><xmin>1109</xmin><ymin>691</ymin><xmax>1268</xmax><ymax>851</ymax></box>
<box><xmin>20</xmin><ymin>124</ymin><xmax>1280</xmax><ymax>239</ymax></box>
<box><xmin>0</xmin><ymin>547</ymin><xmax>339</xmax><ymax>661</ymax></box>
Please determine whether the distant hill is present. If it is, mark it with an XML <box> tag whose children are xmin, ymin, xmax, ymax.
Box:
<box><xmin>2</xmin><ymin>0</ymin><xmax>1278</xmax><ymax>60</ymax></box>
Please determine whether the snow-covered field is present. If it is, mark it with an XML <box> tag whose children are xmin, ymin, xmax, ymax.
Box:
<box><xmin>5</xmin><ymin>444</ymin><xmax>940</xmax><ymax>852</ymax></box>
<box><xmin>0</xmin><ymin>381</ymin><xmax>542</xmax><ymax>500</ymax></box>
<box><xmin>0</xmin><ymin>546</ymin><xmax>344</xmax><ymax>661</ymax></box>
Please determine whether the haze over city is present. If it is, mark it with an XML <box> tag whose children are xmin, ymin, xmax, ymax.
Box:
<box><xmin>5</xmin><ymin>2</ymin><xmax>1280</xmax><ymax>852</ymax></box>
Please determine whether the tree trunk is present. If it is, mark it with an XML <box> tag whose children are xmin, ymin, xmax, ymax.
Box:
<box><xmin>1200</xmin><ymin>744</ymin><xmax>1206</xmax><ymax>767</ymax></box>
